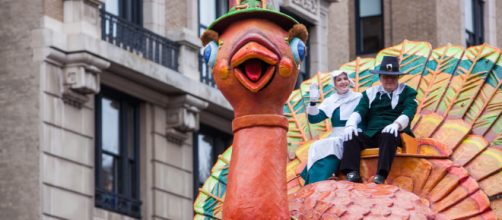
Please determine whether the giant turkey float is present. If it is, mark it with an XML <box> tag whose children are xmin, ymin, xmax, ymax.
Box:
<box><xmin>194</xmin><ymin>0</ymin><xmax>502</xmax><ymax>219</ymax></box>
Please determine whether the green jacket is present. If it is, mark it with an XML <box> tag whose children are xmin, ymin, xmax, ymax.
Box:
<box><xmin>308</xmin><ymin>107</ymin><xmax>346</xmax><ymax>127</ymax></box>
<box><xmin>354</xmin><ymin>84</ymin><xmax>418</xmax><ymax>137</ymax></box>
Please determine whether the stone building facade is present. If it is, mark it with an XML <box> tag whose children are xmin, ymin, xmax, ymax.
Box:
<box><xmin>0</xmin><ymin>0</ymin><xmax>501</xmax><ymax>220</ymax></box>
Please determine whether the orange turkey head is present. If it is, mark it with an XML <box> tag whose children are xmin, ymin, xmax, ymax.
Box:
<box><xmin>201</xmin><ymin>19</ymin><xmax>308</xmax><ymax>117</ymax></box>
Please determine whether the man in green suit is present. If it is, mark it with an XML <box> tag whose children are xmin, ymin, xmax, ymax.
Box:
<box><xmin>340</xmin><ymin>56</ymin><xmax>418</xmax><ymax>184</ymax></box>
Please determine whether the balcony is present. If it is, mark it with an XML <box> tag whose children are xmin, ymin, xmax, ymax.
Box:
<box><xmin>101</xmin><ymin>9</ymin><xmax>179</xmax><ymax>71</ymax></box>
<box><xmin>95</xmin><ymin>188</ymin><xmax>142</xmax><ymax>218</ymax></box>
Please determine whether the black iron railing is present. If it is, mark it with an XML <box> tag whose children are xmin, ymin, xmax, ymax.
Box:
<box><xmin>101</xmin><ymin>9</ymin><xmax>179</xmax><ymax>71</ymax></box>
<box><xmin>95</xmin><ymin>188</ymin><xmax>142</xmax><ymax>218</ymax></box>
<box><xmin>199</xmin><ymin>53</ymin><xmax>216</xmax><ymax>87</ymax></box>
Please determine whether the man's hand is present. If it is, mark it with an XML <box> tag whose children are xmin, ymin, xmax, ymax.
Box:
<box><xmin>343</xmin><ymin>126</ymin><xmax>358</xmax><ymax>141</ymax></box>
<box><xmin>382</xmin><ymin>123</ymin><xmax>400</xmax><ymax>137</ymax></box>
<box><xmin>309</xmin><ymin>83</ymin><xmax>320</xmax><ymax>102</ymax></box>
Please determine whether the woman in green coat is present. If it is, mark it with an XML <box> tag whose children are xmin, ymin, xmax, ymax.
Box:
<box><xmin>300</xmin><ymin>71</ymin><xmax>362</xmax><ymax>185</ymax></box>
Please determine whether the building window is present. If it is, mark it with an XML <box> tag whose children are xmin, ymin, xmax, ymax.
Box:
<box><xmin>356</xmin><ymin>0</ymin><xmax>384</xmax><ymax>55</ymax></box>
<box><xmin>193</xmin><ymin>125</ymin><xmax>232</xmax><ymax>196</ymax></box>
<box><xmin>104</xmin><ymin>0</ymin><xmax>142</xmax><ymax>25</ymax></box>
<box><xmin>198</xmin><ymin>0</ymin><xmax>229</xmax><ymax>87</ymax></box>
<box><xmin>103</xmin><ymin>0</ymin><xmax>143</xmax><ymax>40</ymax></box>
<box><xmin>465</xmin><ymin>0</ymin><xmax>484</xmax><ymax>46</ymax></box>
<box><xmin>95</xmin><ymin>86</ymin><xmax>141</xmax><ymax>218</ymax></box>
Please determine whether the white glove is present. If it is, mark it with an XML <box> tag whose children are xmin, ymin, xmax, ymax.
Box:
<box><xmin>343</xmin><ymin>126</ymin><xmax>358</xmax><ymax>141</ymax></box>
<box><xmin>394</xmin><ymin>115</ymin><xmax>409</xmax><ymax>131</ymax></box>
<box><xmin>382</xmin><ymin>123</ymin><xmax>400</xmax><ymax>137</ymax></box>
<box><xmin>309</xmin><ymin>83</ymin><xmax>320</xmax><ymax>102</ymax></box>
<box><xmin>343</xmin><ymin>112</ymin><xmax>362</xmax><ymax>141</ymax></box>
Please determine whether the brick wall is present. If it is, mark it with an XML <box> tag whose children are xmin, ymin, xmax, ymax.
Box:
<box><xmin>387</xmin><ymin>0</ymin><xmax>437</xmax><ymax>46</ymax></box>
<box><xmin>436</xmin><ymin>0</ymin><xmax>463</xmax><ymax>47</ymax></box>
<box><xmin>0</xmin><ymin>0</ymin><xmax>43</xmax><ymax>219</ymax></box>
<box><xmin>44</xmin><ymin>0</ymin><xmax>64</xmax><ymax>21</ymax></box>
<box><xmin>328</xmin><ymin>0</ymin><xmax>351</xmax><ymax>70</ymax></box>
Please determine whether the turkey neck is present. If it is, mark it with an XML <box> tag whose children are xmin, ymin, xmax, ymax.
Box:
<box><xmin>222</xmin><ymin>114</ymin><xmax>290</xmax><ymax>219</ymax></box>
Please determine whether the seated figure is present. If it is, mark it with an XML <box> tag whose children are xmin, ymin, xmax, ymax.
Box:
<box><xmin>300</xmin><ymin>71</ymin><xmax>362</xmax><ymax>185</ymax></box>
<box><xmin>341</xmin><ymin>56</ymin><xmax>418</xmax><ymax>184</ymax></box>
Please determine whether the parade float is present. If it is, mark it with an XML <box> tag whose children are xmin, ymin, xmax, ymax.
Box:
<box><xmin>194</xmin><ymin>0</ymin><xmax>502</xmax><ymax>219</ymax></box>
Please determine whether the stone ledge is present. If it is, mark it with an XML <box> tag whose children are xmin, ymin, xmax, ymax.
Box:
<box><xmin>167</xmin><ymin>27</ymin><xmax>202</xmax><ymax>50</ymax></box>
<box><xmin>34</xmin><ymin>26</ymin><xmax>233</xmax><ymax>117</ymax></box>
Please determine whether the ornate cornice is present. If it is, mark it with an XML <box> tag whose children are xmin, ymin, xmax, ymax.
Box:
<box><xmin>282</xmin><ymin>0</ymin><xmax>320</xmax><ymax>23</ymax></box>
<box><xmin>292</xmin><ymin>0</ymin><xmax>319</xmax><ymax>14</ymax></box>
<box><xmin>45</xmin><ymin>48</ymin><xmax>110</xmax><ymax>108</ymax></box>
<box><xmin>165</xmin><ymin>94</ymin><xmax>209</xmax><ymax>144</ymax></box>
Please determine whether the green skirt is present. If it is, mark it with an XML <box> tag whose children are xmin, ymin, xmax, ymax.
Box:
<box><xmin>300</xmin><ymin>155</ymin><xmax>340</xmax><ymax>185</ymax></box>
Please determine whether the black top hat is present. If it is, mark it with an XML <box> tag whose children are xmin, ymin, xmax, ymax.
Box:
<box><xmin>370</xmin><ymin>56</ymin><xmax>406</xmax><ymax>75</ymax></box>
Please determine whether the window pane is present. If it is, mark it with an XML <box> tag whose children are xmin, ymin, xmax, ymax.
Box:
<box><xmin>129</xmin><ymin>160</ymin><xmax>138</xmax><ymax>198</ymax></box>
<box><xmin>360</xmin><ymin>0</ymin><xmax>381</xmax><ymax>17</ymax></box>
<box><xmin>102</xmin><ymin>98</ymin><xmax>121</xmax><ymax>154</ymax></box>
<box><xmin>96</xmin><ymin>88</ymin><xmax>141</xmax><ymax>218</ymax></box>
<box><xmin>101</xmin><ymin>154</ymin><xmax>118</xmax><ymax>192</ymax></box>
<box><xmin>216</xmin><ymin>0</ymin><xmax>229</xmax><ymax>16</ymax></box>
<box><xmin>200</xmin><ymin>0</ymin><xmax>217</xmax><ymax>27</ymax></box>
<box><xmin>127</xmin><ymin>104</ymin><xmax>136</xmax><ymax>160</ymax></box>
<box><xmin>464</xmin><ymin>0</ymin><xmax>474</xmax><ymax>32</ymax></box>
<box><xmin>360</xmin><ymin>16</ymin><xmax>383</xmax><ymax>53</ymax></box>
<box><xmin>105</xmin><ymin>0</ymin><xmax>119</xmax><ymax>15</ymax></box>
<box><xmin>197</xmin><ymin>133</ymin><xmax>214</xmax><ymax>184</ymax></box>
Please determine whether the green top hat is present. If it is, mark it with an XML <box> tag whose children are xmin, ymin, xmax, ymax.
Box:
<box><xmin>207</xmin><ymin>0</ymin><xmax>299</xmax><ymax>34</ymax></box>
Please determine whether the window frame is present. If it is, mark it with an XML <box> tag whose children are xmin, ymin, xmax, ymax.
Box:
<box><xmin>95</xmin><ymin>86</ymin><xmax>142</xmax><ymax>218</ymax></box>
<box><xmin>355</xmin><ymin>0</ymin><xmax>384</xmax><ymax>55</ymax></box>
<box><xmin>465</xmin><ymin>0</ymin><xmax>484</xmax><ymax>46</ymax></box>
<box><xmin>193</xmin><ymin>124</ymin><xmax>233</xmax><ymax>198</ymax></box>
<box><xmin>105</xmin><ymin>0</ymin><xmax>143</xmax><ymax>26</ymax></box>
<box><xmin>121</xmin><ymin>0</ymin><xmax>143</xmax><ymax>26</ymax></box>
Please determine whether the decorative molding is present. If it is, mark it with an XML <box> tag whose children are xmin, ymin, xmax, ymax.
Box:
<box><xmin>45</xmin><ymin>48</ymin><xmax>110</xmax><ymax>108</ymax></box>
<box><xmin>165</xmin><ymin>95</ymin><xmax>209</xmax><ymax>144</ymax></box>
<box><xmin>292</xmin><ymin>0</ymin><xmax>319</xmax><ymax>14</ymax></box>
<box><xmin>282</xmin><ymin>0</ymin><xmax>320</xmax><ymax>23</ymax></box>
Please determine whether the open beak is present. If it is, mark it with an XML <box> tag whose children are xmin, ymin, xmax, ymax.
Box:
<box><xmin>230</xmin><ymin>41</ymin><xmax>279</xmax><ymax>93</ymax></box>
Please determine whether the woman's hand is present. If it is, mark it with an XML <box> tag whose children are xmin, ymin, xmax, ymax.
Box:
<box><xmin>309</xmin><ymin>83</ymin><xmax>320</xmax><ymax>102</ymax></box>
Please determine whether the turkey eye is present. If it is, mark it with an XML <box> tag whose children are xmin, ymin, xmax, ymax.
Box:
<box><xmin>289</xmin><ymin>38</ymin><xmax>306</xmax><ymax>64</ymax></box>
<box><xmin>203</xmin><ymin>41</ymin><xmax>219</xmax><ymax>69</ymax></box>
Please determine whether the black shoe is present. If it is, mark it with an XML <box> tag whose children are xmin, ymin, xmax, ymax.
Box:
<box><xmin>373</xmin><ymin>174</ymin><xmax>386</xmax><ymax>184</ymax></box>
<box><xmin>346</xmin><ymin>171</ymin><xmax>362</xmax><ymax>183</ymax></box>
